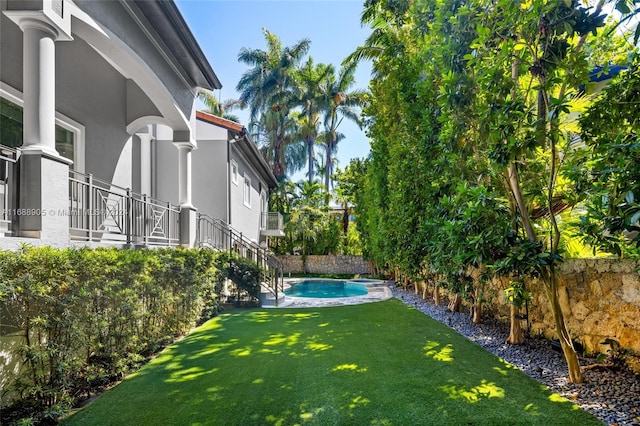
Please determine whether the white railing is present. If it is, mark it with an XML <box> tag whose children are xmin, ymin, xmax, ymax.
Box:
<box><xmin>260</xmin><ymin>211</ymin><xmax>283</xmax><ymax>232</ymax></box>
<box><xmin>0</xmin><ymin>145</ymin><xmax>17</xmax><ymax>235</ymax></box>
<box><xmin>69</xmin><ymin>171</ymin><xmax>180</xmax><ymax>246</ymax></box>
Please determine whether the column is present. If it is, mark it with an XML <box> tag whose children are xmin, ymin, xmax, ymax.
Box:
<box><xmin>175</xmin><ymin>142</ymin><xmax>194</xmax><ymax>208</ymax></box>
<box><xmin>3</xmin><ymin>12</ymin><xmax>73</xmax><ymax>242</ymax></box>
<box><xmin>173</xmin><ymin>140</ymin><xmax>197</xmax><ymax>247</ymax></box>
<box><xmin>21</xmin><ymin>19</ymin><xmax>58</xmax><ymax>156</ymax></box>
<box><xmin>137</xmin><ymin>127</ymin><xmax>153</xmax><ymax>196</ymax></box>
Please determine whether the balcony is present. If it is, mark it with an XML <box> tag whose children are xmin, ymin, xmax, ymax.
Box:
<box><xmin>260</xmin><ymin>212</ymin><xmax>284</xmax><ymax>237</ymax></box>
<box><xmin>69</xmin><ymin>171</ymin><xmax>180</xmax><ymax>246</ymax></box>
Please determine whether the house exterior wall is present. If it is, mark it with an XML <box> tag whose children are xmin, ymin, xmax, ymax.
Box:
<box><xmin>154</xmin><ymin>119</ymin><xmax>270</xmax><ymax>244</ymax></box>
<box><xmin>192</xmin><ymin>120</ymin><xmax>228</xmax><ymax>222</ymax></box>
<box><xmin>0</xmin><ymin>7</ymin><xmax>22</xmax><ymax>91</ymax></box>
<box><xmin>154</xmin><ymin>125</ymin><xmax>180</xmax><ymax>206</ymax></box>
<box><xmin>57</xmin><ymin>37</ymin><xmax>129</xmax><ymax>183</ymax></box>
<box><xmin>229</xmin><ymin>148</ymin><xmax>267</xmax><ymax>244</ymax></box>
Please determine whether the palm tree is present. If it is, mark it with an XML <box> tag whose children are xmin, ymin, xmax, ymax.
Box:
<box><xmin>285</xmin><ymin>180</ymin><xmax>327</xmax><ymax>256</ymax></box>
<box><xmin>321</xmin><ymin>62</ymin><xmax>366</xmax><ymax>191</ymax></box>
<box><xmin>342</xmin><ymin>0</ymin><xmax>410</xmax><ymax>77</ymax></box>
<box><xmin>293</xmin><ymin>58</ymin><xmax>333</xmax><ymax>183</ymax></box>
<box><xmin>236</xmin><ymin>28</ymin><xmax>310</xmax><ymax>178</ymax></box>
<box><xmin>256</xmin><ymin>108</ymin><xmax>305</xmax><ymax>177</ymax></box>
<box><xmin>315</xmin><ymin>131</ymin><xmax>346</xmax><ymax>189</ymax></box>
<box><xmin>197</xmin><ymin>88</ymin><xmax>242</xmax><ymax>122</ymax></box>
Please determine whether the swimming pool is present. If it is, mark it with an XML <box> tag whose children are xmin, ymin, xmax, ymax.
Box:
<box><xmin>285</xmin><ymin>280</ymin><xmax>368</xmax><ymax>298</ymax></box>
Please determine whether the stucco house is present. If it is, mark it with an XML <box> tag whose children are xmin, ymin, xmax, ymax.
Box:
<box><xmin>0</xmin><ymin>0</ymin><xmax>282</xmax><ymax>253</ymax></box>
<box><xmin>191</xmin><ymin>111</ymin><xmax>284</xmax><ymax>242</ymax></box>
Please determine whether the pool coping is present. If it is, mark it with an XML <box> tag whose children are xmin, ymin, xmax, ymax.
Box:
<box><xmin>269</xmin><ymin>278</ymin><xmax>393</xmax><ymax>308</ymax></box>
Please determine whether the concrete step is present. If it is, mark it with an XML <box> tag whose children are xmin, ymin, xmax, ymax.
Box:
<box><xmin>260</xmin><ymin>291</ymin><xmax>286</xmax><ymax>307</ymax></box>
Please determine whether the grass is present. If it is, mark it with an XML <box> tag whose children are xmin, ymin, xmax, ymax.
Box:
<box><xmin>62</xmin><ymin>299</ymin><xmax>602</xmax><ymax>425</ymax></box>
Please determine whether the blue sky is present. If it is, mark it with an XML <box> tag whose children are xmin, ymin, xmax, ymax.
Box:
<box><xmin>175</xmin><ymin>0</ymin><xmax>373</xmax><ymax>182</ymax></box>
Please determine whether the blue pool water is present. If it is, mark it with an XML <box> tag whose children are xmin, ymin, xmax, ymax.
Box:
<box><xmin>285</xmin><ymin>280</ymin><xmax>368</xmax><ymax>298</ymax></box>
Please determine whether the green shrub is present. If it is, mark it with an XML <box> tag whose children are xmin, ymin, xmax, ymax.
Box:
<box><xmin>0</xmin><ymin>245</ymin><xmax>220</xmax><ymax>424</ymax></box>
<box><xmin>214</xmin><ymin>251</ymin><xmax>262</xmax><ymax>306</ymax></box>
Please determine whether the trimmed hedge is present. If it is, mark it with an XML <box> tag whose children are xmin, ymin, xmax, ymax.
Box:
<box><xmin>0</xmin><ymin>246</ymin><xmax>220</xmax><ymax>424</ymax></box>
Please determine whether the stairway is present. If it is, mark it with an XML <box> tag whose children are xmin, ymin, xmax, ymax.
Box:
<box><xmin>196</xmin><ymin>214</ymin><xmax>284</xmax><ymax>305</ymax></box>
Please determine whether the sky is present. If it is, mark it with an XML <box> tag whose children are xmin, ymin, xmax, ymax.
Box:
<box><xmin>174</xmin><ymin>0</ymin><xmax>373</xmax><ymax>182</ymax></box>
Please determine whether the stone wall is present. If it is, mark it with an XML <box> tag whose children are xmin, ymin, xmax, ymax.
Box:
<box><xmin>471</xmin><ymin>259</ymin><xmax>640</xmax><ymax>355</ymax></box>
<box><xmin>278</xmin><ymin>255</ymin><xmax>372</xmax><ymax>275</ymax></box>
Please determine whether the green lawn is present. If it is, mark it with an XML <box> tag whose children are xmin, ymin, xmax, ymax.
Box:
<box><xmin>62</xmin><ymin>299</ymin><xmax>601</xmax><ymax>425</ymax></box>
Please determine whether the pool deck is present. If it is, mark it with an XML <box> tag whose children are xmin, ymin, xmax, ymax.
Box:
<box><xmin>268</xmin><ymin>278</ymin><xmax>393</xmax><ymax>308</ymax></box>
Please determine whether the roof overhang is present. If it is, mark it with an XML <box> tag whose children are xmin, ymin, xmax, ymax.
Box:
<box><xmin>129</xmin><ymin>0</ymin><xmax>222</xmax><ymax>90</ymax></box>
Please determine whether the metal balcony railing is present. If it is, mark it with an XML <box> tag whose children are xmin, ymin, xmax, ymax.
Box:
<box><xmin>69</xmin><ymin>171</ymin><xmax>180</xmax><ymax>246</ymax></box>
<box><xmin>260</xmin><ymin>211</ymin><xmax>283</xmax><ymax>232</ymax></box>
<box><xmin>0</xmin><ymin>145</ymin><xmax>17</xmax><ymax>235</ymax></box>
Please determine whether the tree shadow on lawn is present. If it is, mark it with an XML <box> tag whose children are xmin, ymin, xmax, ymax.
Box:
<box><xmin>62</xmin><ymin>299</ymin><xmax>601</xmax><ymax>426</ymax></box>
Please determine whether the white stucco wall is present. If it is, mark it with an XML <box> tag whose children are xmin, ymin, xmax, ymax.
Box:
<box><xmin>154</xmin><ymin>125</ymin><xmax>180</xmax><ymax>205</ymax></box>
<box><xmin>229</xmin><ymin>148</ymin><xmax>267</xmax><ymax>243</ymax></box>
<box><xmin>192</xmin><ymin>120</ymin><xmax>228</xmax><ymax>222</ymax></box>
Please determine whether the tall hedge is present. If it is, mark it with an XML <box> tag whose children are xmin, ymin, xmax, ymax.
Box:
<box><xmin>0</xmin><ymin>246</ymin><xmax>219</xmax><ymax>423</ymax></box>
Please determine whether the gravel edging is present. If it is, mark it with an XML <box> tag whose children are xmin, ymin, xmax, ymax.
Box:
<box><xmin>390</xmin><ymin>284</ymin><xmax>640</xmax><ymax>426</ymax></box>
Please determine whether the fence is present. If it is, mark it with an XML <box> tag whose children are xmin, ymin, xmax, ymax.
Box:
<box><xmin>69</xmin><ymin>171</ymin><xmax>180</xmax><ymax>246</ymax></box>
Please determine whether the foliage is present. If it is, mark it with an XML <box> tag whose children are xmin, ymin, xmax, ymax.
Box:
<box><xmin>334</xmin><ymin>159</ymin><xmax>367</xmax><ymax>256</ymax></box>
<box><xmin>213</xmin><ymin>251</ymin><xmax>262</xmax><ymax>306</ymax></box>
<box><xmin>341</xmin><ymin>226</ymin><xmax>363</xmax><ymax>256</ymax></box>
<box><xmin>596</xmin><ymin>338</ymin><xmax>630</xmax><ymax>370</ymax></box>
<box><xmin>293</xmin><ymin>57</ymin><xmax>331</xmax><ymax>184</ymax></box>
<box><xmin>236</xmin><ymin>29</ymin><xmax>365</xmax><ymax>188</ymax></box>
<box><xmin>350</xmin><ymin>0</ymin><xmax>638</xmax><ymax>382</ymax></box>
<box><xmin>0</xmin><ymin>246</ymin><xmax>218</xmax><ymax>424</ymax></box>
<box><xmin>504</xmin><ymin>278</ymin><xmax>533</xmax><ymax>310</ymax></box>
<box><xmin>197</xmin><ymin>88</ymin><xmax>242</xmax><ymax>123</ymax></box>
<box><xmin>269</xmin><ymin>180</ymin><xmax>342</xmax><ymax>256</ymax></box>
<box><xmin>573</xmin><ymin>55</ymin><xmax>640</xmax><ymax>257</ymax></box>
<box><xmin>237</xmin><ymin>28</ymin><xmax>310</xmax><ymax>178</ymax></box>
<box><xmin>319</xmin><ymin>62</ymin><xmax>367</xmax><ymax>191</ymax></box>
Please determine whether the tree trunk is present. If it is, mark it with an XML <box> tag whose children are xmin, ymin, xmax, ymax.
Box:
<box><xmin>542</xmin><ymin>267</ymin><xmax>585</xmax><ymax>383</ymax></box>
<box><xmin>433</xmin><ymin>284</ymin><xmax>440</xmax><ymax>306</ymax></box>
<box><xmin>421</xmin><ymin>280</ymin><xmax>429</xmax><ymax>299</ymax></box>
<box><xmin>507</xmin><ymin>304</ymin><xmax>525</xmax><ymax>344</ymax></box>
<box><xmin>273</xmin><ymin>141</ymin><xmax>284</xmax><ymax>178</ymax></box>
<box><xmin>447</xmin><ymin>293</ymin><xmax>462</xmax><ymax>312</ymax></box>
<box><xmin>508</xmin><ymin>163</ymin><xmax>536</xmax><ymax>240</ymax></box>
<box><xmin>472</xmin><ymin>290</ymin><xmax>482</xmax><ymax>324</ymax></box>
<box><xmin>325</xmin><ymin>140</ymin><xmax>333</xmax><ymax>191</ymax></box>
<box><xmin>307</xmin><ymin>137</ymin><xmax>314</xmax><ymax>183</ymax></box>
<box><xmin>342</xmin><ymin>204</ymin><xmax>349</xmax><ymax>235</ymax></box>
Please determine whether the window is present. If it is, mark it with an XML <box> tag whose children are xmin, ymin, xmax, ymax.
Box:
<box><xmin>0</xmin><ymin>98</ymin><xmax>22</xmax><ymax>149</ymax></box>
<box><xmin>243</xmin><ymin>174</ymin><xmax>251</xmax><ymax>208</ymax></box>
<box><xmin>0</xmin><ymin>84</ymin><xmax>84</xmax><ymax>172</ymax></box>
<box><xmin>231</xmin><ymin>160</ymin><xmax>238</xmax><ymax>185</ymax></box>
